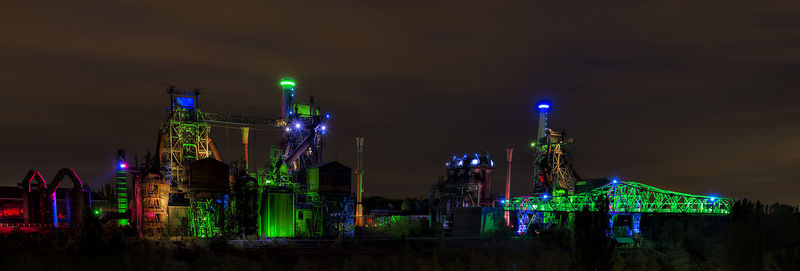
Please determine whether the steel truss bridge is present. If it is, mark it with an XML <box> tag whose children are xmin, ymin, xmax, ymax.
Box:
<box><xmin>505</xmin><ymin>180</ymin><xmax>733</xmax><ymax>235</ymax></box>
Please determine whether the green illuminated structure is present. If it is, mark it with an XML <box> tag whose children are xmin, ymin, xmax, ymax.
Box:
<box><xmin>505</xmin><ymin>181</ymin><xmax>732</xmax><ymax>214</ymax></box>
<box><xmin>506</xmin><ymin>180</ymin><xmax>733</xmax><ymax>235</ymax></box>
<box><xmin>511</xmin><ymin>101</ymin><xmax>734</xmax><ymax>237</ymax></box>
<box><xmin>259</xmin><ymin>191</ymin><xmax>295</xmax><ymax>237</ymax></box>
<box><xmin>116</xmin><ymin>150</ymin><xmax>129</xmax><ymax>226</ymax></box>
<box><xmin>188</xmin><ymin>199</ymin><xmax>218</xmax><ymax>238</ymax></box>
<box><xmin>255</xmin><ymin>146</ymin><xmax>300</xmax><ymax>237</ymax></box>
<box><xmin>160</xmin><ymin>87</ymin><xmax>215</xmax><ymax>192</ymax></box>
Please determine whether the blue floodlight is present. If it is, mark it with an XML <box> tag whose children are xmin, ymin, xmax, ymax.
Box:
<box><xmin>325</xmin><ymin>113</ymin><xmax>331</xmax><ymax>119</ymax></box>
<box><xmin>612</xmin><ymin>179</ymin><xmax>618</xmax><ymax>184</ymax></box>
<box><xmin>320</xmin><ymin>125</ymin><xmax>327</xmax><ymax>131</ymax></box>
<box><xmin>295</xmin><ymin>123</ymin><xmax>301</xmax><ymax>129</ymax></box>
<box><xmin>471</xmin><ymin>158</ymin><xmax>479</xmax><ymax>166</ymax></box>
<box><xmin>457</xmin><ymin>160</ymin><xmax>463</xmax><ymax>167</ymax></box>
<box><xmin>175</xmin><ymin>97</ymin><xmax>195</xmax><ymax>108</ymax></box>
<box><xmin>543</xmin><ymin>194</ymin><xmax>549</xmax><ymax>199</ymax></box>
<box><xmin>538</xmin><ymin>104</ymin><xmax>550</xmax><ymax>109</ymax></box>
<box><xmin>288</xmin><ymin>110</ymin><xmax>293</xmax><ymax>115</ymax></box>
<box><xmin>709</xmin><ymin>196</ymin><xmax>717</xmax><ymax>202</ymax></box>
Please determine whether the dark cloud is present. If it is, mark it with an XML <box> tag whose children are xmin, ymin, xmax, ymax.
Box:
<box><xmin>1</xmin><ymin>0</ymin><xmax>798</xmax><ymax>205</ymax></box>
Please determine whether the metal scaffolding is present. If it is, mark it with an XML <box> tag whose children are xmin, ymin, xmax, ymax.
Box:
<box><xmin>159</xmin><ymin>87</ymin><xmax>215</xmax><ymax>192</ymax></box>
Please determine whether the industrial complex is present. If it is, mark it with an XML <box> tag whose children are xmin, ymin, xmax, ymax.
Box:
<box><xmin>0</xmin><ymin>79</ymin><xmax>734</xmax><ymax>242</ymax></box>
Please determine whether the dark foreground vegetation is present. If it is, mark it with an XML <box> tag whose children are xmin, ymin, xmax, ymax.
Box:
<box><xmin>0</xmin><ymin>200</ymin><xmax>797</xmax><ymax>271</ymax></box>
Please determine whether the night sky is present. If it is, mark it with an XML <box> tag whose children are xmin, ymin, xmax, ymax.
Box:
<box><xmin>2</xmin><ymin>1</ymin><xmax>799</xmax><ymax>206</ymax></box>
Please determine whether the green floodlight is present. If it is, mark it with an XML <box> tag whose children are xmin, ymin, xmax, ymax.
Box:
<box><xmin>280</xmin><ymin>79</ymin><xmax>295</xmax><ymax>87</ymax></box>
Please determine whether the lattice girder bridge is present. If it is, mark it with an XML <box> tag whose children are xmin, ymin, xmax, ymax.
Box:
<box><xmin>506</xmin><ymin>181</ymin><xmax>733</xmax><ymax>215</ymax></box>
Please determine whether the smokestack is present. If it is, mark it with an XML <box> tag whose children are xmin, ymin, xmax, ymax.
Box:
<box><xmin>279</xmin><ymin>78</ymin><xmax>295</xmax><ymax>119</ymax></box>
<box><xmin>355</xmin><ymin>136</ymin><xmax>365</xmax><ymax>226</ymax></box>
<box><xmin>505</xmin><ymin>148</ymin><xmax>513</xmax><ymax>226</ymax></box>
<box><xmin>241</xmin><ymin>127</ymin><xmax>250</xmax><ymax>172</ymax></box>
<box><xmin>536</xmin><ymin>101</ymin><xmax>551</xmax><ymax>140</ymax></box>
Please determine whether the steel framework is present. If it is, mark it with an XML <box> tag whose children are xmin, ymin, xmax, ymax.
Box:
<box><xmin>116</xmin><ymin>152</ymin><xmax>128</xmax><ymax>226</ymax></box>
<box><xmin>188</xmin><ymin>198</ymin><xmax>218</xmax><ymax>238</ymax></box>
<box><xmin>159</xmin><ymin>87</ymin><xmax>215</xmax><ymax>191</ymax></box>
<box><xmin>430</xmin><ymin>154</ymin><xmax>495</xmax><ymax>230</ymax></box>
<box><xmin>532</xmin><ymin>103</ymin><xmax>580</xmax><ymax>196</ymax></box>
<box><xmin>506</xmin><ymin>181</ymin><xmax>733</xmax><ymax>215</ymax></box>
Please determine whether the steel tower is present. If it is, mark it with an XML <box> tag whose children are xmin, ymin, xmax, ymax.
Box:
<box><xmin>158</xmin><ymin>87</ymin><xmax>216</xmax><ymax>191</ymax></box>
<box><xmin>279</xmin><ymin>78</ymin><xmax>327</xmax><ymax>182</ymax></box>
<box><xmin>116</xmin><ymin>149</ymin><xmax>129</xmax><ymax>226</ymax></box>
<box><xmin>531</xmin><ymin>101</ymin><xmax>580</xmax><ymax>196</ymax></box>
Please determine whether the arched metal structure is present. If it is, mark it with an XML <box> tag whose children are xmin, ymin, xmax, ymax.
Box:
<box><xmin>21</xmin><ymin>170</ymin><xmax>49</xmax><ymax>224</ymax></box>
<box><xmin>20</xmin><ymin>168</ymin><xmax>91</xmax><ymax>226</ymax></box>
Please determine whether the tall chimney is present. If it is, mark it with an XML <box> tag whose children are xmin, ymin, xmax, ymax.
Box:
<box><xmin>241</xmin><ymin>127</ymin><xmax>250</xmax><ymax>172</ymax></box>
<box><xmin>355</xmin><ymin>137</ymin><xmax>365</xmax><ymax>226</ymax></box>
<box><xmin>536</xmin><ymin>101</ymin><xmax>551</xmax><ymax>141</ymax></box>
<box><xmin>505</xmin><ymin>148</ymin><xmax>513</xmax><ymax>226</ymax></box>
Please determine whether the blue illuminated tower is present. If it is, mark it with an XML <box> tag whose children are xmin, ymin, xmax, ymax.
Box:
<box><xmin>537</xmin><ymin>101</ymin><xmax>550</xmax><ymax>140</ymax></box>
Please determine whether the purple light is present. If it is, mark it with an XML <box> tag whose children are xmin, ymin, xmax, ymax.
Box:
<box><xmin>119</xmin><ymin>163</ymin><xmax>127</xmax><ymax>169</ymax></box>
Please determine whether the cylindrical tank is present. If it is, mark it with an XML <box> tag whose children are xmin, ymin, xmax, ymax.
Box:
<box><xmin>23</xmin><ymin>190</ymin><xmax>41</xmax><ymax>223</ymax></box>
<box><xmin>141</xmin><ymin>173</ymin><xmax>168</xmax><ymax>238</ymax></box>
<box><xmin>67</xmin><ymin>189</ymin><xmax>91</xmax><ymax>226</ymax></box>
